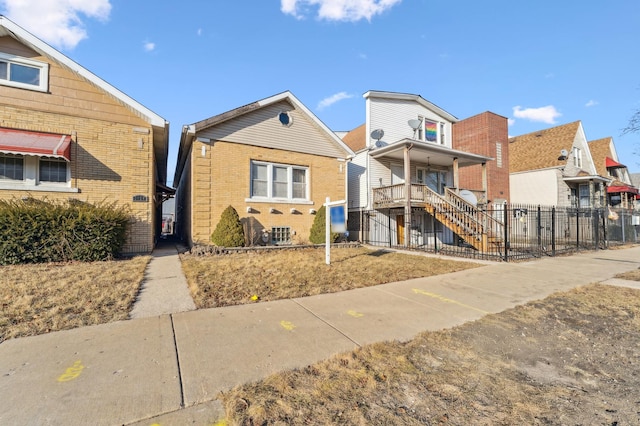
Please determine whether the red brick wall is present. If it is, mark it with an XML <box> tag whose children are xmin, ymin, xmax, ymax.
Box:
<box><xmin>453</xmin><ymin>112</ymin><xmax>510</xmax><ymax>204</ymax></box>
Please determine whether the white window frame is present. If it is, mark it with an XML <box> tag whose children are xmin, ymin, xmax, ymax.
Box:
<box><xmin>0</xmin><ymin>153</ymin><xmax>75</xmax><ymax>192</ymax></box>
<box><xmin>248</xmin><ymin>160</ymin><xmax>311</xmax><ymax>203</ymax></box>
<box><xmin>573</xmin><ymin>147</ymin><xmax>582</xmax><ymax>169</ymax></box>
<box><xmin>0</xmin><ymin>52</ymin><xmax>49</xmax><ymax>92</ymax></box>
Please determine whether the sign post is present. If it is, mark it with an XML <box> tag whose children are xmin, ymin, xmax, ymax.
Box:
<box><xmin>324</xmin><ymin>197</ymin><xmax>346</xmax><ymax>265</ymax></box>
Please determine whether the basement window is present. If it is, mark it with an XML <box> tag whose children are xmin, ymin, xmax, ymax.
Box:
<box><xmin>271</xmin><ymin>226</ymin><xmax>291</xmax><ymax>245</ymax></box>
<box><xmin>0</xmin><ymin>52</ymin><xmax>49</xmax><ymax>92</ymax></box>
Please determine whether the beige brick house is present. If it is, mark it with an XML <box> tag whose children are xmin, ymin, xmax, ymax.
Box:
<box><xmin>0</xmin><ymin>16</ymin><xmax>170</xmax><ymax>254</ymax></box>
<box><xmin>173</xmin><ymin>91</ymin><xmax>354</xmax><ymax>247</ymax></box>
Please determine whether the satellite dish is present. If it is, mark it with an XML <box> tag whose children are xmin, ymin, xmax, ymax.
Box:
<box><xmin>558</xmin><ymin>149</ymin><xmax>568</xmax><ymax>160</ymax></box>
<box><xmin>459</xmin><ymin>190</ymin><xmax>478</xmax><ymax>206</ymax></box>
<box><xmin>408</xmin><ymin>119</ymin><xmax>422</xmax><ymax>130</ymax></box>
<box><xmin>370</xmin><ymin>129</ymin><xmax>384</xmax><ymax>141</ymax></box>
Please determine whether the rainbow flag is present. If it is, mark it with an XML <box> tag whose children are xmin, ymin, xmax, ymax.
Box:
<box><xmin>425</xmin><ymin>121</ymin><xmax>437</xmax><ymax>142</ymax></box>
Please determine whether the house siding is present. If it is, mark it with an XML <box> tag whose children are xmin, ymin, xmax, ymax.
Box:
<box><xmin>368</xmin><ymin>97</ymin><xmax>453</xmax><ymax>149</ymax></box>
<box><xmin>186</xmin><ymin>141</ymin><xmax>346</xmax><ymax>245</ymax></box>
<box><xmin>0</xmin><ymin>36</ymin><xmax>161</xmax><ymax>254</ymax></box>
<box><xmin>198</xmin><ymin>101</ymin><xmax>347</xmax><ymax>159</ymax></box>
<box><xmin>348</xmin><ymin>150</ymin><xmax>368</xmax><ymax>210</ymax></box>
<box><xmin>510</xmin><ymin>169</ymin><xmax>560</xmax><ymax>206</ymax></box>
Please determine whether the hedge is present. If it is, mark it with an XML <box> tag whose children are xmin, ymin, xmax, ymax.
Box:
<box><xmin>0</xmin><ymin>198</ymin><xmax>130</xmax><ymax>265</ymax></box>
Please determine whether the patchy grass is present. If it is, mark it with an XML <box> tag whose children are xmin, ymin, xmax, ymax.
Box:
<box><xmin>181</xmin><ymin>247</ymin><xmax>482</xmax><ymax>309</ymax></box>
<box><xmin>0</xmin><ymin>256</ymin><xmax>150</xmax><ymax>342</ymax></box>
<box><xmin>615</xmin><ymin>267</ymin><xmax>640</xmax><ymax>281</ymax></box>
<box><xmin>220</xmin><ymin>284</ymin><xmax>640</xmax><ymax>424</ymax></box>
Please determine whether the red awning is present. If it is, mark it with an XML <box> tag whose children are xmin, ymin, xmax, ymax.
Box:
<box><xmin>0</xmin><ymin>127</ymin><xmax>71</xmax><ymax>161</ymax></box>
<box><xmin>605</xmin><ymin>157</ymin><xmax>626</xmax><ymax>169</ymax></box>
<box><xmin>607</xmin><ymin>185</ymin><xmax>639</xmax><ymax>194</ymax></box>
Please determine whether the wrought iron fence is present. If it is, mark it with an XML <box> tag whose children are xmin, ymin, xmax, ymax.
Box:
<box><xmin>348</xmin><ymin>204</ymin><xmax>639</xmax><ymax>261</ymax></box>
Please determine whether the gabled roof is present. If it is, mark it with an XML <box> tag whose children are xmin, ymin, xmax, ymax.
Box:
<box><xmin>509</xmin><ymin>121</ymin><xmax>581</xmax><ymax>173</ymax></box>
<box><xmin>363</xmin><ymin>90</ymin><xmax>458</xmax><ymax>123</ymax></box>
<box><xmin>0</xmin><ymin>16</ymin><xmax>167</xmax><ymax>128</ymax></box>
<box><xmin>174</xmin><ymin>91</ymin><xmax>355</xmax><ymax>185</ymax></box>
<box><xmin>588</xmin><ymin>137</ymin><xmax>614</xmax><ymax>177</ymax></box>
<box><xmin>0</xmin><ymin>15</ymin><xmax>170</xmax><ymax>182</ymax></box>
<box><xmin>342</xmin><ymin>124</ymin><xmax>366</xmax><ymax>152</ymax></box>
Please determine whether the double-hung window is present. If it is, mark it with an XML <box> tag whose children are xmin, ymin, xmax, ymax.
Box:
<box><xmin>0</xmin><ymin>52</ymin><xmax>49</xmax><ymax>92</ymax></box>
<box><xmin>250</xmin><ymin>161</ymin><xmax>309</xmax><ymax>201</ymax></box>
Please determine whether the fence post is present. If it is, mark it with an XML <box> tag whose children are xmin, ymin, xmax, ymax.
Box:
<box><xmin>388</xmin><ymin>209</ymin><xmax>392</xmax><ymax>247</ymax></box>
<box><xmin>594</xmin><ymin>209</ymin><xmax>599</xmax><ymax>251</ymax></box>
<box><xmin>576</xmin><ymin>208</ymin><xmax>580</xmax><ymax>251</ymax></box>
<box><xmin>537</xmin><ymin>205</ymin><xmax>542</xmax><ymax>254</ymax></box>
<box><xmin>432</xmin><ymin>212</ymin><xmax>438</xmax><ymax>253</ymax></box>
<box><xmin>551</xmin><ymin>207</ymin><xmax>556</xmax><ymax>256</ymax></box>
<box><xmin>621</xmin><ymin>209</ymin><xmax>626</xmax><ymax>243</ymax></box>
<box><xmin>503</xmin><ymin>203</ymin><xmax>509</xmax><ymax>262</ymax></box>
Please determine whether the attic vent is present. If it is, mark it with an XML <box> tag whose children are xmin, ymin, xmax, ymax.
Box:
<box><xmin>278</xmin><ymin>111</ymin><xmax>293</xmax><ymax>127</ymax></box>
<box><xmin>535</xmin><ymin>132</ymin><xmax>544</xmax><ymax>137</ymax></box>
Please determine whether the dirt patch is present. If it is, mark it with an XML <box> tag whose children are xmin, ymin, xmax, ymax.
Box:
<box><xmin>221</xmin><ymin>284</ymin><xmax>640</xmax><ymax>425</ymax></box>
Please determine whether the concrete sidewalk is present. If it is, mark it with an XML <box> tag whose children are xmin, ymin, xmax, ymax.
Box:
<box><xmin>1</xmin><ymin>247</ymin><xmax>640</xmax><ymax>425</ymax></box>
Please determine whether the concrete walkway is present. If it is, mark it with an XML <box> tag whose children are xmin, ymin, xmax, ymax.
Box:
<box><xmin>129</xmin><ymin>241</ymin><xmax>196</xmax><ymax>319</ymax></box>
<box><xmin>1</xmin><ymin>246</ymin><xmax>640</xmax><ymax>425</ymax></box>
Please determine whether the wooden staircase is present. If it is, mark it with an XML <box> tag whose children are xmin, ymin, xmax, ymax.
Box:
<box><xmin>419</xmin><ymin>187</ymin><xmax>503</xmax><ymax>251</ymax></box>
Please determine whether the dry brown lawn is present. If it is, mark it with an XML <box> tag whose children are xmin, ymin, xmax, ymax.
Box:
<box><xmin>615</xmin><ymin>267</ymin><xmax>640</xmax><ymax>281</ymax></box>
<box><xmin>0</xmin><ymin>256</ymin><xmax>150</xmax><ymax>342</ymax></box>
<box><xmin>221</xmin><ymin>283</ymin><xmax>640</xmax><ymax>425</ymax></box>
<box><xmin>180</xmin><ymin>247</ymin><xmax>482</xmax><ymax>309</ymax></box>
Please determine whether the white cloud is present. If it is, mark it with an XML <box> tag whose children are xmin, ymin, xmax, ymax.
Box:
<box><xmin>317</xmin><ymin>92</ymin><xmax>353</xmax><ymax>110</ymax></box>
<box><xmin>508</xmin><ymin>118</ymin><xmax>516</xmax><ymax>126</ymax></box>
<box><xmin>512</xmin><ymin>105</ymin><xmax>561</xmax><ymax>125</ymax></box>
<box><xmin>0</xmin><ymin>0</ymin><xmax>111</xmax><ymax>50</ymax></box>
<box><xmin>281</xmin><ymin>0</ymin><xmax>402</xmax><ymax>22</ymax></box>
<box><xmin>143</xmin><ymin>41</ymin><xmax>155</xmax><ymax>52</ymax></box>
<box><xmin>585</xmin><ymin>100</ymin><xmax>598</xmax><ymax>107</ymax></box>
<box><xmin>197</xmin><ymin>28</ymin><xmax>203</xmax><ymax>36</ymax></box>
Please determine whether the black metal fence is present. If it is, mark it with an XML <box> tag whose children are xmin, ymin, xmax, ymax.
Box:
<box><xmin>348</xmin><ymin>204</ymin><xmax>639</xmax><ymax>262</ymax></box>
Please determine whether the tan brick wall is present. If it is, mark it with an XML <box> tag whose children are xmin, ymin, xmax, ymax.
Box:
<box><xmin>188</xmin><ymin>140</ymin><xmax>347</xmax><ymax>245</ymax></box>
<box><xmin>0</xmin><ymin>106</ymin><xmax>156</xmax><ymax>254</ymax></box>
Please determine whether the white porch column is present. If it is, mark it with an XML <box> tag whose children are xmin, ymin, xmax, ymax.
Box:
<box><xmin>404</xmin><ymin>144</ymin><xmax>412</xmax><ymax>247</ymax></box>
<box><xmin>452</xmin><ymin>157</ymin><xmax>459</xmax><ymax>192</ymax></box>
<box><xmin>482</xmin><ymin>162</ymin><xmax>488</xmax><ymax>199</ymax></box>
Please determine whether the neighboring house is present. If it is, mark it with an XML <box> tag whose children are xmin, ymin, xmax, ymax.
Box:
<box><xmin>509</xmin><ymin>121</ymin><xmax>608</xmax><ymax>208</ymax></box>
<box><xmin>343</xmin><ymin>90</ymin><xmax>501</xmax><ymax>251</ymax></box>
<box><xmin>173</xmin><ymin>91</ymin><xmax>354</xmax><ymax>247</ymax></box>
<box><xmin>588</xmin><ymin>137</ymin><xmax>638</xmax><ymax>209</ymax></box>
<box><xmin>0</xmin><ymin>16</ymin><xmax>170</xmax><ymax>254</ymax></box>
<box><xmin>453</xmin><ymin>111</ymin><xmax>510</xmax><ymax>206</ymax></box>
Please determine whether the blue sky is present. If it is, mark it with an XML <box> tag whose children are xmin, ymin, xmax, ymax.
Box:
<box><xmin>2</xmin><ymin>0</ymin><xmax>640</xmax><ymax>183</ymax></box>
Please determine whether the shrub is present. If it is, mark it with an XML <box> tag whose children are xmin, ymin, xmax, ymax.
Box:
<box><xmin>211</xmin><ymin>205</ymin><xmax>245</xmax><ymax>247</ymax></box>
<box><xmin>309</xmin><ymin>205</ymin><xmax>340</xmax><ymax>244</ymax></box>
<box><xmin>0</xmin><ymin>198</ymin><xmax>130</xmax><ymax>265</ymax></box>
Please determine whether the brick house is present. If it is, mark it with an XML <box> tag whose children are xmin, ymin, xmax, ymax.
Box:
<box><xmin>0</xmin><ymin>16</ymin><xmax>170</xmax><ymax>254</ymax></box>
<box><xmin>173</xmin><ymin>91</ymin><xmax>354</xmax><ymax>247</ymax></box>
<box><xmin>452</xmin><ymin>111</ymin><xmax>510</xmax><ymax>206</ymax></box>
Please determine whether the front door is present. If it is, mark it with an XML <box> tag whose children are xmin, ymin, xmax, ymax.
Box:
<box><xmin>396</xmin><ymin>214</ymin><xmax>404</xmax><ymax>245</ymax></box>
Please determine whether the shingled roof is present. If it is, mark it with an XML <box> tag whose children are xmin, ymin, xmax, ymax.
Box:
<box><xmin>588</xmin><ymin>137</ymin><xmax>613</xmax><ymax>177</ymax></box>
<box><xmin>342</xmin><ymin>123</ymin><xmax>366</xmax><ymax>152</ymax></box>
<box><xmin>509</xmin><ymin>121</ymin><xmax>581</xmax><ymax>173</ymax></box>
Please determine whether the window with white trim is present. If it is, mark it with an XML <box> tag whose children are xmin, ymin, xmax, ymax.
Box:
<box><xmin>0</xmin><ymin>154</ymin><xmax>70</xmax><ymax>188</ymax></box>
<box><xmin>250</xmin><ymin>161</ymin><xmax>308</xmax><ymax>201</ymax></box>
<box><xmin>0</xmin><ymin>52</ymin><xmax>49</xmax><ymax>92</ymax></box>
<box><xmin>573</xmin><ymin>147</ymin><xmax>582</xmax><ymax>168</ymax></box>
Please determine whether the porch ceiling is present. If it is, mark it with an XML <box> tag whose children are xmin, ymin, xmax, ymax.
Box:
<box><xmin>370</xmin><ymin>138</ymin><xmax>492</xmax><ymax>167</ymax></box>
